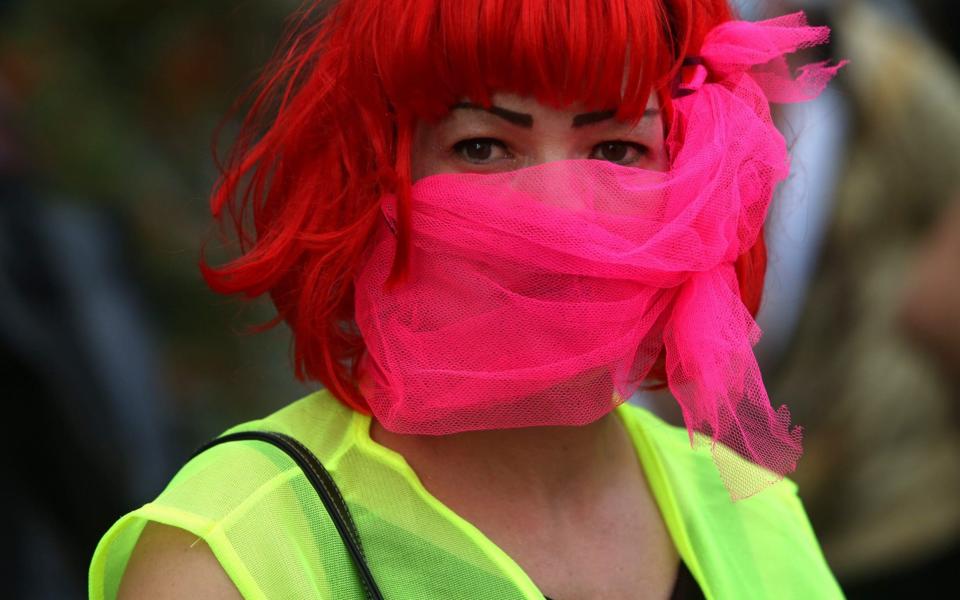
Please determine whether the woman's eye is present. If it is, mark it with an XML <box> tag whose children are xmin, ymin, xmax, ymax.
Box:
<box><xmin>590</xmin><ymin>141</ymin><xmax>648</xmax><ymax>165</ymax></box>
<box><xmin>452</xmin><ymin>138</ymin><xmax>509</xmax><ymax>163</ymax></box>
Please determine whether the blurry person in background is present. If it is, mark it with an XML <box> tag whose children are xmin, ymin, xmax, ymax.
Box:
<box><xmin>749</xmin><ymin>0</ymin><xmax>960</xmax><ymax>597</ymax></box>
<box><xmin>0</xmin><ymin>19</ymin><xmax>172</xmax><ymax>600</ymax></box>
<box><xmin>899</xmin><ymin>4</ymin><xmax>960</xmax><ymax>390</ymax></box>
<box><xmin>2</xmin><ymin>1</ymin><xmax>316</xmax><ymax>596</ymax></box>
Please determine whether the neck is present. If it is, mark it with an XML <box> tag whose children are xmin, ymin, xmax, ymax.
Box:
<box><xmin>369</xmin><ymin>410</ymin><xmax>634</xmax><ymax>509</ymax></box>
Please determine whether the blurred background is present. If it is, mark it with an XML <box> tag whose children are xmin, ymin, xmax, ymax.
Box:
<box><xmin>1</xmin><ymin>0</ymin><xmax>958</xmax><ymax>598</ymax></box>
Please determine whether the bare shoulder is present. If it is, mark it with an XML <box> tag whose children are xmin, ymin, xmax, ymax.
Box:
<box><xmin>117</xmin><ymin>522</ymin><xmax>242</xmax><ymax>600</ymax></box>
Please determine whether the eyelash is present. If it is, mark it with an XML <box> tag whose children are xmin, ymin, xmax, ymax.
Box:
<box><xmin>451</xmin><ymin>138</ymin><xmax>508</xmax><ymax>163</ymax></box>
<box><xmin>450</xmin><ymin>138</ymin><xmax>649</xmax><ymax>166</ymax></box>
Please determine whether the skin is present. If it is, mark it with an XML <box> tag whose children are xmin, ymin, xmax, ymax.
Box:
<box><xmin>118</xmin><ymin>522</ymin><xmax>242</xmax><ymax>599</ymax></box>
<box><xmin>119</xmin><ymin>93</ymin><xmax>678</xmax><ymax>599</ymax></box>
<box><xmin>900</xmin><ymin>193</ymin><xmax>960</xmax><ymax>390</ymax></box>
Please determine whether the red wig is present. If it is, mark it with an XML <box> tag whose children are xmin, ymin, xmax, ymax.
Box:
<box><xmin>201</xmin><ymin>0</ymin><xmax>763</xmax><ymax>413</ymax></box>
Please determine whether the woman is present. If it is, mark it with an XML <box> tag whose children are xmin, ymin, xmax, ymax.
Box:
<box><xmin>90</xmin><ymin>1</ymin><xmax>845</xmax><ymax>598</ymax></box>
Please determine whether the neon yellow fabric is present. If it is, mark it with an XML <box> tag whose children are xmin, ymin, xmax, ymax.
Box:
<box><xmin>89</xmin><ymin>389</ymin><xmax>843</xmax><ymax>599</ymax></box>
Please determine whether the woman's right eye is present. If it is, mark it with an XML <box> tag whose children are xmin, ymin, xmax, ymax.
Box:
<box><xmin>452</xmin><ymin>138</ymin><xmax>509</xmax><ymax>163</ymax></box>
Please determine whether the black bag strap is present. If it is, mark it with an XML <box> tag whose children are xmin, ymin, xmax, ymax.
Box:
<box><xmin>192</xmin><ymin>430</ymin><xmax>386</xmax><ymax>600</ymax></box>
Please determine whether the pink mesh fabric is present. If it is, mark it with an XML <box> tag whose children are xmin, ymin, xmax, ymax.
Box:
<box><xmin>354</xmin><ymin>13</ymin><xmax>846</xmax><ymax>500</ymax></box>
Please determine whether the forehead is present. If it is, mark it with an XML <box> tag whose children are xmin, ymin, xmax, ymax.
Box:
<box><xmin>439</xmin><ymin>92</ymin><xmax>662</xmax><ymax>129</ymax></box>
<box><xmin>485</xmin><ymin>92</ymin><xmax>662</xmax><ymax>113</ymax></box>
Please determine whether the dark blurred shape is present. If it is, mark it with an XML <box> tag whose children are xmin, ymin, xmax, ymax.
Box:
<box><xmin>1</xmin><ymin>79</ymin><xmax>172</xmax><ymax>600</ymax></box>
<box><xmin>0</xmin><ymin>0</ymin><xmax>307</xmax><ymax>433</ymax></box>
<box><xmin>915</xmin><ymin>0</ymin><xmax>960</xmax><ymax>64</ymax></box>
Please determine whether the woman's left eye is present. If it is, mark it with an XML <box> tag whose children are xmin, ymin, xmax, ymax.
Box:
<box><xmin>590</xmin><ymin>141</ymin><xmax>648</xmax><ymax>165</ymax></box>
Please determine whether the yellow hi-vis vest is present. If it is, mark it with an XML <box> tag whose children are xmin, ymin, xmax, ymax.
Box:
<box><xmin>89</xmin><ymin>389</ymin><xmax>844</xmax><ymax>599</ymax></box>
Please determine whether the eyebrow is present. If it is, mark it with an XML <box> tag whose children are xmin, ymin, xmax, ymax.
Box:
<box><xmin>451</xmin><ymin>102</ymin><xmax>534</xmax><ymax>127</ymax></box>
<box><xmin>572</xmin><ymin>108</ymin><xmax>661</xmax><ymax>128</ymax></box>
<box><xmin>451</xmin><ymin>102</ymin><xmax>659</xmax><ymax>128</ymax></box>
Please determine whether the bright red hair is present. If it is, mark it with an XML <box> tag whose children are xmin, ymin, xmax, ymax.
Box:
<box><xmin>201</xmin><ymin>0</ymin><xmax>763</xmax><ymax>412</ymax></box>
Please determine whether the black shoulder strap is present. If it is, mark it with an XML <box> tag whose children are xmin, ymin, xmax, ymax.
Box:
<box><xmin>192</xmin><ymin>430</ymin><xmax>386</xmax><ymax>600</ymax></box>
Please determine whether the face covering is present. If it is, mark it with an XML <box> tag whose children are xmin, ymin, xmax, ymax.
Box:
<box><xmin>353</xmin><ymin>12</ymin><xmax>846</xmax><ymax>500</ymax></box>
